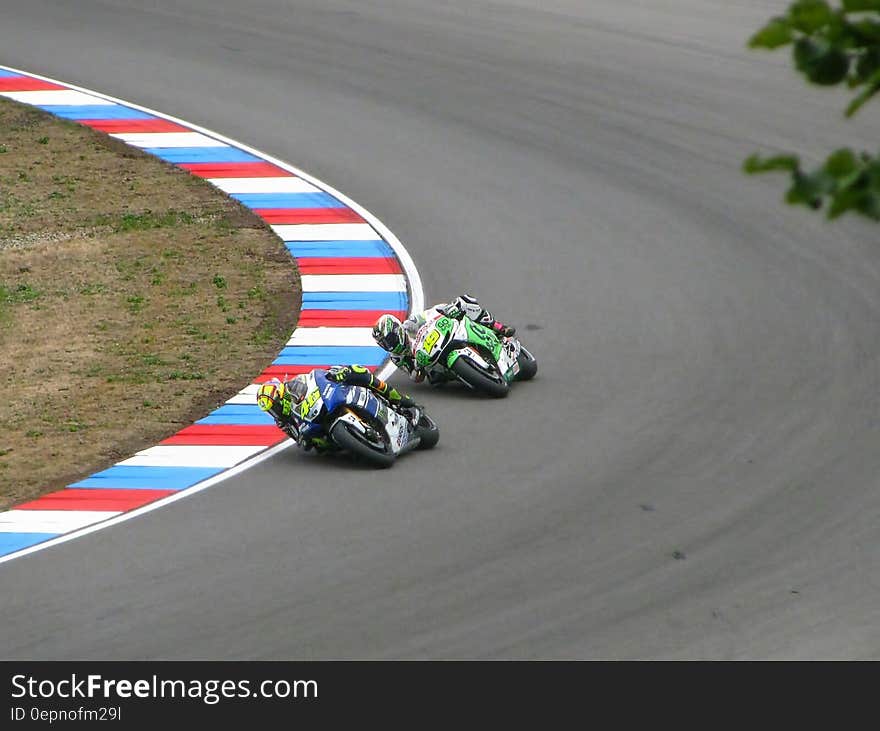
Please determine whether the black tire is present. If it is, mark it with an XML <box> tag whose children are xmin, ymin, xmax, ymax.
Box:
<box><xmin>451</xmin><ymin>356</ymin><xmax>510</xmax><ymax>398</ymax></box>
<box><xmin>330</xmin><ymin>420</ymin><xmax>395</xmax><ymax>468</ymax></box>
<box><xmin>415</xmin><ymin>413</ymin><xmax>440</xmax><ymax>449</ymax></box>
<box><xmin>516</xmin><ymin>346</ymin><xmax>538</xmax><ymax>381</ymax></box>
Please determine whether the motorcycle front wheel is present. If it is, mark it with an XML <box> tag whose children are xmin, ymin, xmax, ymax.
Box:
<box><xmin>330</xmin><ymin>420</ymin><xmax>395</xmax><ymax>468</ymax></box>
<box><xmin>451</xmin><ymin>357</ymin><xmax>510</xmax><ymax>398</ymax></box>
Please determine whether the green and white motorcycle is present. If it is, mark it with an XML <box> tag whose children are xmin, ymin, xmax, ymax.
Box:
<box><xmin>411</xmin><ymin>312</ymin><xmax>537</xmax><ymax>398</ymax></box>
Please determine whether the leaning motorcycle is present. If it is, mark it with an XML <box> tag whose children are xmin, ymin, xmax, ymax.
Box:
<box><xmin>291</xmin><ymin>368</ymin><xmax>439</xmax><ymax>468</ymax></box>
<box><xmin>412</xmin><ymin>312</ymin><xmax>538</xmax><ymax>397</ymax></box>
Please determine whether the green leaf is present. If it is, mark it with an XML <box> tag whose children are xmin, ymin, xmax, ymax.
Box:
<box><xmin>743</xmin><ymin>153</ymin><xmax>800</xmax><ymax>174</ymax></box>
<box><xmin>823</xmin><ymin>148</ymin><xmax>859</xmax><ymax>178</ymax></box>
<box><xmin>854</xmin><ymin>47</ymin><xmax>880</xmax><ymax>83</ymax></box>
<box><xmin>827</xmin><ymin>199</ymin><xmax>849</xmax><ymax>218</ymax></box>
<box><xmin>785</xmin><ymin>187</ymin><xmax>822</xmax><ymax>210</ymax></box>
<box><xmin>845</xmin><ymin>77</ymin><xmax>880</xmax><ymax>115</ymax></box>
<box><xmin>794</xmin><ymin>38</ymin><xmax>850</xmax><ymax>84</ymax></box>
<box><xmin>749</xmin><ymin>18</ymin><xmax>794</xmax><ymax>49</ymax></box>
<box><xmin>794</xmin><ymin>37</ymin><xmax>827</xmax><ymax>70</ymax></box>
<box><xmin>810</xmin><ymin>51</ymin><xmax>850</xmax><ymax>84</ymax></box>
<box><xmin>856</xmin><ymin>191</ymin><xmax>880</xmax><ymax>219</ymax></box>
<box><xmin>788</xmin><ymin>0</ymin><xmax>834</xmax><ymax>33</ymax></box>
<box><xmin>823</xmin><ymin>15</ymin><xmax>855</xmax><ymax>46</ymax></box>
<box><xmin>828</xmin><ymin>189</ymin><xmax>857</xmax><ymax>218</ymax></box>
<box><xmin>842</xmin><ymin>0</ymin><xmax>880</xmax><ymax>12</ymax></box>
<box><xmin>786</xmin><ymin>168</ymin><xmax>837</xmax><ymax>209</ymax></box>
<box><xmin>826</xmin><ymin>174</ymin><xmax>877</xmax><ymax>218</ymax></box>
<box><xmin>848</xmin><ymin>18</ymin><xmax>880</xmax><ymax>44</ymax></box>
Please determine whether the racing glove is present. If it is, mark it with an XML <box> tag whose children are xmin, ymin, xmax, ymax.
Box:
<box><xmin>326</xmin><ymin>365</ymin><xmax>349</xmax><ymax>383</ymax></box>
<box><xmin>441</xmin><ymin>304</ymin><xmax>465</xmax><ymax>320</ymax></box>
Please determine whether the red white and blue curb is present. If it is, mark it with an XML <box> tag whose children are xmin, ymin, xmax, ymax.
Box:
<box><xmin>0</xmin><ymin>65</ymin><xmax>424</xmax><ymax>563</ymax></box>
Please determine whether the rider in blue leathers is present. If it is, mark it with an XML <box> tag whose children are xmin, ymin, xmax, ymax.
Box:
<box><xmin>256</xmin><ymin>365</ymin><xmax>417</xmax><ymax>453</ymax></box>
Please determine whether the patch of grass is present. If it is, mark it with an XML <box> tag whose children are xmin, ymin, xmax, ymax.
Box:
<box><xmin>172</xmin><ymin>281</ymin><xmax>198</xmax><ymax>297</ymax></box>
<box><xmin>95</xmin><ymin>209</ymin><xmax>196</xmax><ymax>233</ymax></box>
<box><xmin>251</xmin><ymin>324</ymin><xmax>278</xmax><ymax>346</ymax></box>
<box><xmin>164</xmin><ymin>370</ymin><xmax>206</xmax><ymax>381</ymax></box>
<box><xmin>51</xmin><ymin>174</ymin><xmax>77</xmax><ymax>193</ymax></box>
<box><xmin>126</xmin><ymin>295</ymin><xmax>145</xmax><ymax>313</ymax></box>
<box><xmin>0</xmin><ymin>95</ymin><xmax>301</xmax><ymax>511</ymax></box>
<box><xmin>0</xmin><ymin>283</ymin><xmax>41</xmax><ymax>304</ymax></box>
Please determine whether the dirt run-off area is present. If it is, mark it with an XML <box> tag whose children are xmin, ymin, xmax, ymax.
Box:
<box><xmin>0</xmin><ymin>97</ymin><xmax>300</xmax><ymax>510</ymax></box>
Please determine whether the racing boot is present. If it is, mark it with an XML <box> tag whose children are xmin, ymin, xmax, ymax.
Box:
<box><xmin>476</xmin><ymin>312</ymin><xmax>515</xmax><ymax>338</ymax></box>
<box><xmin>487</xmin><ymin>319</ymin><xmax>516</xmax><ymax>338</ymax></box>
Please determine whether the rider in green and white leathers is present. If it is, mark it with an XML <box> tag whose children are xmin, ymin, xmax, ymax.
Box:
<box><xmin>372</xmin><ymin>294</ymin><xmax>516</xmax><ymax>384</ymax></box>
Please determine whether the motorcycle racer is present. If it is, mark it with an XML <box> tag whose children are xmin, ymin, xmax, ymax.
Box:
<box><xmin>256</xmin><ymin>365</ymin><xmax>418</xmax><ymax>453</ymax></box>
<box><xmin>372</xmin><ymin>294</ymin><xmax>516</xmax><ymax>384</ymax></box>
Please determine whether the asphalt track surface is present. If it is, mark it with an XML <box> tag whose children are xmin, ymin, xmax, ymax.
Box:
<box><xmin>2</xmin><ymin>1</ymin><xmax>880</xmax><ymax>660</ymax></box>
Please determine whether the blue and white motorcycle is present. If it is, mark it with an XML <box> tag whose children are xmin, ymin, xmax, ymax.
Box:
<box><xmin>294</xmin><ymin>368</ymin><xmax>439</xmax><ymax>468</ymax></box>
